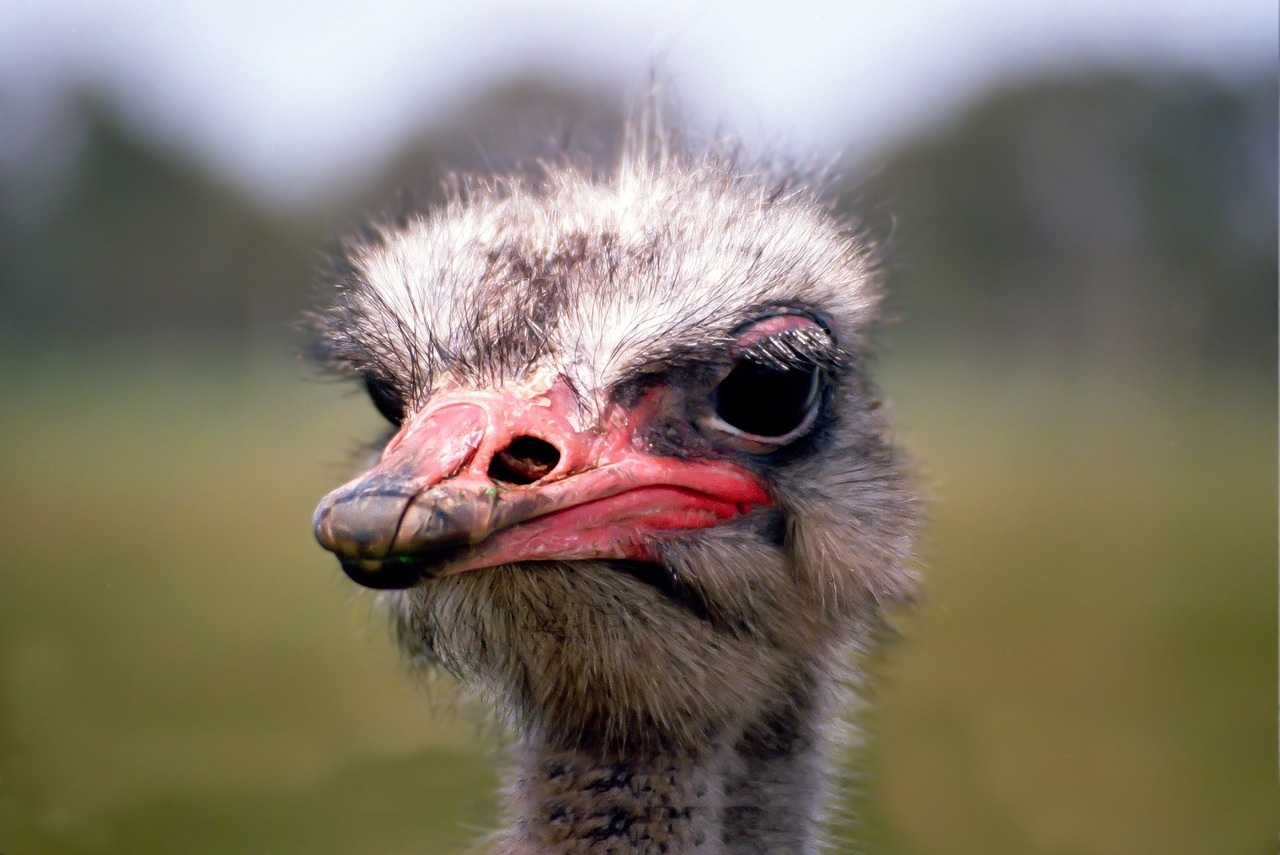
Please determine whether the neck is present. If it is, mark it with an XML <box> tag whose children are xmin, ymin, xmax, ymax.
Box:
<box><xmin>498</xmin><ymin>703</ymin><xmax>830</xmax><ymax>854</ymax></box>
<box><xmin>500</xmin><ymin>741</ymin><xmax>725</xmax><ymax>855</ymax></box>
<box><xmin>722</xmin><ymin>698</ymin><xmax>828</xmax><ymax>855</ymax></box>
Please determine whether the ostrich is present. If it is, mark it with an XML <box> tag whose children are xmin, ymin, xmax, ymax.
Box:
<box><xmin>309</xmin><ymin>125</ymin><xmax>916</xmax><ymax>854</ymax></box>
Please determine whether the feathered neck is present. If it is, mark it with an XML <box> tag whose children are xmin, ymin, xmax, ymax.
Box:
<box><xmin>497</xmin><ymin>669</ymin><xmax>833</xmax><ymax>855</ymax></box>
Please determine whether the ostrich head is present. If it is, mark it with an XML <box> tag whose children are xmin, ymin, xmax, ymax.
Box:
<box><xmin>310</xmin><ymin>132</ymin><xmax>916</xmax><ymax>853</ymax></box>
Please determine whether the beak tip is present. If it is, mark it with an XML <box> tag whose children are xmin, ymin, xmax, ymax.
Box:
<box><xmin>312</xmin><ymin>488</ymin><xmax>410</xmax><ymax>559</ymax></box>
<box><xmin>312</xmin><ymin>504</ymin><xmax>335</xmax><ymax>550</ymax></box>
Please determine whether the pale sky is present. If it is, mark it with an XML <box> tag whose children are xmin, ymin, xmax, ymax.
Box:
<box><xmin>1</xmin><ymin>0</ymin><xmax>1274</xmax><ymax>206</ymax></box>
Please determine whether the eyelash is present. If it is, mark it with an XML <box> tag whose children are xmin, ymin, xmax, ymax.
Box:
<box><xmin>735</xmin><ymin>323</ymin><xmax>840</xmax><ymax>369</ymax></box>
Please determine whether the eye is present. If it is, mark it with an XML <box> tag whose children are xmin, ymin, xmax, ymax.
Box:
<box><xmin>700</xmin><ymin>311</ymin><xmax>836</xmax><ymax>448</ymax></box>
<box><xmin>712</xmin><ymin>357</ymin><xmax>823</xmax><ymax>440</ymax></box>
<box><xmin>363</xmin><ymin>373</ymin><xmax>405</xmax><ymax>426</ymax></box>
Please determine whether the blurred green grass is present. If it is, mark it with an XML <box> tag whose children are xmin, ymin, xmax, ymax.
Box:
<box><xmin>0</xmin><ymin>350</ymin><xmax>1273</xmax><ymax>854</ymax></box>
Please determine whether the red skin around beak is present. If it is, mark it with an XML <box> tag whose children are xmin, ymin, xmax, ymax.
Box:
<box><xmin>313</xmin><ymin>378</ymin><xmax>773</xmax><ymax>589</ymax></box>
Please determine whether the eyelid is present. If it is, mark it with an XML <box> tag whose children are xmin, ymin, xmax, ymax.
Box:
<box><xmin>731</xmin><ymin>311</ymin><xmax>823</xmax><ymax>344</ymax></box>
<box><xmin>736</xmin><ymin>324</ymin><xmax>840</xmax><ymax>371</ymax></box>
<box><xmin>607</xmin><ymin>311</ymin><xmax>837</xmax><ymax>400</ymax></box>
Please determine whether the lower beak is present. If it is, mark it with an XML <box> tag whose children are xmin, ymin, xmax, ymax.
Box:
<box><xmin>313</xmin><ymin>381</ymin><xmax>771</xmax><ymax>589</ymax></box>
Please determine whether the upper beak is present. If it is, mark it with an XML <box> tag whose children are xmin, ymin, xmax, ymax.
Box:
<box><xmin>313</xmin><ymin>379</ymin><xmax>772</xmax><ymax>589</ymax></box>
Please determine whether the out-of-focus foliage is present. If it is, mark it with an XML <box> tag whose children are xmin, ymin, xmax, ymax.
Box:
<box><xmin>0</xmin><ymin>78</ymin><xmax>626</xmax><ymax>350</ymax></box>
<box><xmin>0</xmin><ymin>93</ymin><xmax>313</xmax><ymax>347</ymax></box>
<box><xmin>850</xmin><ymin>71</ymin><xmax>1276</xmax><ymax>377</ymax></box>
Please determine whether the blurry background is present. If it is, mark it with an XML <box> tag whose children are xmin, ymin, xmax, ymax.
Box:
<box><xmin>0</xmin><ymin>1</ymin><xmax>1274</xmax><ymax>853</ymax></box>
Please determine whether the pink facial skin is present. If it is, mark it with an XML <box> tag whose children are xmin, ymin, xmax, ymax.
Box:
<box><xmin>313</xmin><ymin>377</ymin><xmax>772</xmax><ymax>586</ymax></box>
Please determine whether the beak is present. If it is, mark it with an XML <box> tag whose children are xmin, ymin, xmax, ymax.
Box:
<box><xmin>313</xmin><ymin>379</ymin><xmax>772</xmax><ymax>589</ymax></box>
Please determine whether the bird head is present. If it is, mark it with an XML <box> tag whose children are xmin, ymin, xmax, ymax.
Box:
<box><xmin>310</xmin><ymin>149</ymin><xmax>915</xmax><ymax>752</ymax></box>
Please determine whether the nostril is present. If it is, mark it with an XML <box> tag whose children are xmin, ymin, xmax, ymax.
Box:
<box><xmin>488</xmin><ymin>436</ymin><xmax>562</xmax><ymax>486</ymax></box>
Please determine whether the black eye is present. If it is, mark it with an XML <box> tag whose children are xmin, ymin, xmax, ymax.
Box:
<box><xmin>363</xmin><ymin>373</ymin><xmax>405</xmax><ymax>426</ymax></box>
<box><xmin>712</xmin><ymin>357</ymin><xmax>823</xmax><ymax>439</ymax></box>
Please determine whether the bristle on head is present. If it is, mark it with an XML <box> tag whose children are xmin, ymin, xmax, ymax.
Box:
<box><xmin>310</xmin><ymin>119</ymin><xmax>883</xmax><ymax>417</ymax></box>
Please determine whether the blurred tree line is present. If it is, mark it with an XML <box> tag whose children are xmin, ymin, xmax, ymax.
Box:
<box><xmin>0</xmin><ymin>70</ymin><xmax>1273</xmax><ymax>379</ymax></box>
<box><xmin>855</xmin><ymin>72</ymin><xmax>1276</xmax><ymax>377</ymax></box>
